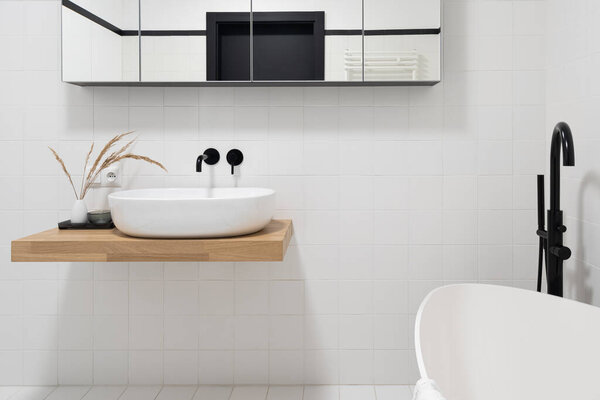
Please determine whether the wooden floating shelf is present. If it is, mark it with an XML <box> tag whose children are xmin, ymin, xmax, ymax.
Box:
<box><xmin>11</xmin><ymin>220</ymin><xmax>293</xmax><ymax>262</ymax></box>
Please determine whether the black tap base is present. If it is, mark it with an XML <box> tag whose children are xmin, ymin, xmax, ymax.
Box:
<box><xmin>546</xmin><ymin>209</ymin><xmax>565</xmax><ymax>297</ymax></box>
<box><xmin>546</xmin><ymin>270</ymin><xmax>563</xmax><ymax>297</ymax></box>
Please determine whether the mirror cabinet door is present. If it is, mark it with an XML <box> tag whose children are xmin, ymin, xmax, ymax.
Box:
<box><xmin>62</xmin><ymin>0</ymin><xmax>140</xmax><ymax>82</ymax></box>
<box><xmin>363</xmin><ymin>0</ymin><xmax>441</xmax><ymax>82</ymax></box>
<box><xmin>251</xmin><ymin>0</ymin><xmax>362</xmax><ymax>82</ymax></box>
<box><xmin>140</xmin><ymin>0</ymin><xmax>251</xmax><ymax>82</ymax></box>
<box><xmin>62</xmin><ymin>0</ymin><xmax>441</xmax><ymax>84</ymax></box>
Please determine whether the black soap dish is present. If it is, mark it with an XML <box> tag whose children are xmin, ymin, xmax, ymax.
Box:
<box><xmin>58</xmin><ymin>220</ymin><xmax>115</xmax><ymax>230</ymax></box>
<box><xmin>59</xmin><ymin>211</ymin><xmax>114</xmax><ymax>230</ymax></box>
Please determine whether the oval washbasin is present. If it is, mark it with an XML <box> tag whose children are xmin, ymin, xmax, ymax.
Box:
<box><xmin>108</xmin><ymin>188</ymin><xmax>275</xmax><ymax>238</ymax></box>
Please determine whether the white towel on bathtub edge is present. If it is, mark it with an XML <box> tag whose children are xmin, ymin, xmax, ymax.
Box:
<box><xmin>413</xmin><ymin>378</ymin><xmax>447</xmax><ymax>400</ymax></box>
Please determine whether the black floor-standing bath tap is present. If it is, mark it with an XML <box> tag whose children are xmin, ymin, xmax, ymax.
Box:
<box><xmin>536</xmin><ymin>122</ymin><xmax>575</xmax><ymax>297</ymax></box>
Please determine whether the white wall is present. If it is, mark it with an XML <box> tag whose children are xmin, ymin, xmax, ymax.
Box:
<box><xmin>0</xmin><ymin>0</ymin><xmax>545</xmax><ymax>386</ymax></box>
<box><xmin>546</xmin><ymin>0</ymin><xmax>600</xmax><ymax>305</ymax></box>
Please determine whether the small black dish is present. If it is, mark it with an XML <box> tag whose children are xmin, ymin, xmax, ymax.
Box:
<box><xmin>58</xmin><ymin>220</ymin><xmax>115</xmax><ymax>230</ymax></box>
<box><xmin>88</xmin><ymin>209</ymin><xmax>112</xmax><ymax>225</ymax></box>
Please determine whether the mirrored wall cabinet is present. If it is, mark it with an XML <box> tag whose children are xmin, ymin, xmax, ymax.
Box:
<box><xmin>61</xmin><ymin>0</ymin><xmax>441</xmax><ymax>86</ymax></box>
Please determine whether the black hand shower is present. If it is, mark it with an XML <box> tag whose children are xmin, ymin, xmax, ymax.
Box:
<box><xmin>536</xmin><ymin>175</ymin><xmax>546</xmax><ymax>292</ymax></box>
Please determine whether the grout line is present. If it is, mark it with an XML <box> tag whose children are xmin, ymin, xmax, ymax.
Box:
<box><xmin>189</xmin><ymin>385</ymin><xmax>200</xmax><ymax>400</ymax></box>
<box><xmin>361</xmin><ymin>0</ymin><xmax>365</xmax><ymax>83</ymax></box>
<box><xmin>41</xmin><ymin>386</ymin><xmax>57</xmax><ymax>400</ymax></box>
<box><xmin>161</xmin><ymin>263</ymin><xmax>165</xmax><ymax>386</ymax></box>
<box><xmin>91</xmin><ymin>264</ymin><xmax>95</xmax><ymax>385</ymax></box>
<box><xmin>81</xmin><ymin>386</ymin><xmax>93</xmax><ymax>400</ymax></box>
<box><xmin>250</xmin><ymin>0</ymin><xmax>253</xmax><ymax>82</ymax></box>
<box><xmin>138</xmin><ymin>0</ymin><xmax>141</xmax><ymax>83</ymax></box>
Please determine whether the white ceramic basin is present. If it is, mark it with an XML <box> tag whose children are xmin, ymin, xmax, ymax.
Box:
<box><xmin>108</xmin><ymin>188</ymin><xmax>275</xmax><ymax>238</ymax></box>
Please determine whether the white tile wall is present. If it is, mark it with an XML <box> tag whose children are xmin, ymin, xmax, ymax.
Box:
<box><xmin>0</xmin><ymin>0</ymin><xmax>545</xmax><ymax>386</ymax></box>
<box><xmin>546</xmin><ymin>0</ymin><xmax>600</xmax><ymax>306</ymax></box>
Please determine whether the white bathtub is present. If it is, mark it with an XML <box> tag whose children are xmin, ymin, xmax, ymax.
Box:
<box><xmin>415</xmin><ymin>284</ymin><xmax>600</xmax><ymax>400</ymax></box>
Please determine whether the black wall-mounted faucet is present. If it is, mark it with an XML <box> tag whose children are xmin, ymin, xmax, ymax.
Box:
<box><xmin>536</xmin><ymin>122</ymin><xmax>575</xmax><ymax>297</ymax></box>
<box><xmin>226</xmin><ymin>149</ymin><xmax>244</xmax><ymax>175</ymax></box>
<box><xmin>196</xmin><ymin>148</ymin><xmax>220</xmax><ymax>172</ymax></box>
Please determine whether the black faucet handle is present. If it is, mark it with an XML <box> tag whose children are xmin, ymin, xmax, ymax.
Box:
<box><xmin>196</xmin><ymin>148</ymin><xmax>220</xmax><ymax>172</ymax></box>
<box><xmin>550</xmin><ymin>245</ymin><xmax>571</xmax><ymax>261</ymax></box>
<box><xmin>226</xmin><ymin>149</ymin><xmax>244</xmax><ymax>175</ymax></box>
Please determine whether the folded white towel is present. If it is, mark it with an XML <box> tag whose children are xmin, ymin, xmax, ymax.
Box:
<box><xmin>413</xmin><ymin>378</ymin><xmax>447</xmax><ymax>400</ymax></box>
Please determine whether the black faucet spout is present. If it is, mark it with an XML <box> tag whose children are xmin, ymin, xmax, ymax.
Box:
<box><xmin>550</xmin><ymin>122</ymin><xmax>575</xmax><ymax>211</ymax></box>
<box><xmin>196</xmin><ymin>148</ymin><xmax>220</xmax><ymax>173</ymax></box>
<box><xmin>544</xmin><ymin>122</ymin><xmax>575</xmax><ymax>297</ymax></box>
<box><xmin>196</xmin><ymin>154</ymin><xmax>207</xmax><ymax>172</ymax></box>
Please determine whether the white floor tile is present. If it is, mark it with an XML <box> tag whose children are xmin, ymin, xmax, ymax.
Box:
<box><xmin>156</xmin><ymin>386</ymin><xmax>198</xmax><ymax>400</ymax></box>
<box><xmin>340</xmin><ymin>386</ymin><xmax>376</xmax><ymax>400</ymax></box>
<box><xmin>266</xmin><ymin>386</ymin><xmax>303</xmax><ymax>400</ymax></box>
<box><xmin>11</xmin><ymin>387</ymin><xmax>56</xmax><ymax>400</ymax></box>
<box><xmin>81</xmin><ymin>386</ymin><xmax>126</xmax><ymax>400</ymax></box>
<box><xmin>0</xmin><ymin>384</ymin><xmax>416</xmax><ymax>400</ymax></box>
<box><xmin>303</xmin><ymin>386</ymin><xmax>339</xmax><ymax>400</ymax></box>
<box><xmin>119</xmin><ymin>386</ymin><xmax>162</xmax><ymax>400</ymax></box>
<box><xmin>192</xmin><ymin>386</ymin><xmax>232</xmax><ymax>400</ymax></box>
<box><xmin>0</xmin><ymin>387</ymin><xmax>20</xmax><ymax>400</ymax></box>
<box><xmin>229</xmin><ymin>386</ymin><xmax>268</xmax><ymax>400</ymax></box>
<box><xmin>374</xmin><ymin>386</ymin><xmax>413</xmax><ymax>400</ymax></box>
<box><xmin>46</xmin><ymin>386</ymin><xmax>91</xmax><ymax>400</ymax></box>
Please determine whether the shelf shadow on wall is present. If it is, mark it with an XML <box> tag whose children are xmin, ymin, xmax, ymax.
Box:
<box><xmin>564</xmin><ymin>170</ymin><xmax>600</xmax><ymax>304</ymax></box>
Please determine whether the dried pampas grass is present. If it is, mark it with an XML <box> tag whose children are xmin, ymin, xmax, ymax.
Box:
<box><xmin>49</xmin><ymin>132</ymin><xmax>167</xmax><ymax>200</ymax></box>
<box><xmin>49</xmin><ymin>147</ymin><xmax>78</xmax><ymax>199</ymax></box>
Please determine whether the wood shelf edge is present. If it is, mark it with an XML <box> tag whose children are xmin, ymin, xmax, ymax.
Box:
<box><xmin>11</xmin><ymin>219</ymin><xmax>293</xmax><ymax>263</ymax></box>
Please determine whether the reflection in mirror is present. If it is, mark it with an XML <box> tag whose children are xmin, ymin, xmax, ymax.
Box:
<box><xmin>363</xmin><ymin>0</ymin><xmax>441</xmax><ymax>82</ymax></box>
<box><xmin>206</xmin><ymin>12</ymin><xmax>251</xmax><ymax>81</ymax></box>
<box><xmin>207</xmin><ymin>12</ymin><xmax>326</xmax><ymax>81</ymax></box>
<box><xmin>61</xmin><ymin>0</ymin><xmax>441</xmax><ymax>84</ymax></box>
<box><xmin>251</xmin><ymin>0</ymin><xmax>362</xmax><ymax>82</ymax></box>
<box><xmin>362</xmin><ymin>34</ymin><xmax>440</xmax><ymax>82</ymax></box>
<box><xmin>141</xmin><ymin>0</ymin><xmax>250</xmax><ymax>82</ymax></box>
<box><xmin>62</xmin><ymin>0</ymin><xmax>139</xmax><ymax>82</ymax></box>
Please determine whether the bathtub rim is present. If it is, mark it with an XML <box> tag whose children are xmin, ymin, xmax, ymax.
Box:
<box><xmin>413</xmin><ymin>283</ymin><xmax>598</xmax><ymax>380</ymax></box>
